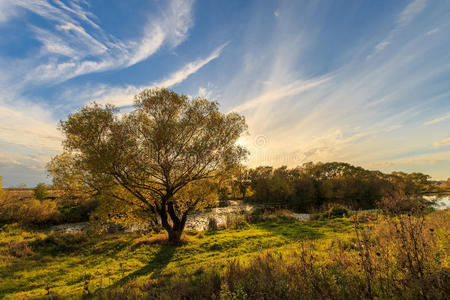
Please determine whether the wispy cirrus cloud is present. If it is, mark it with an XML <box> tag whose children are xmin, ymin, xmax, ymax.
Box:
<box><xmin>424</xmin><ymin>113</ymin><xmax>450</xmax><ymax>126</ymax></box>
<box><xmin>3</xmin><ymin>0</ymin><xmax>195</xmax><ymax>85</ymax></box>
<box><xmin>0</xmin><ymin>40</ymin><xmax>225</xmax><ymax>186</ymax></box>
<box><xmin>0</xmin><ymin>0</ymin><xmax>200</xmax><ymax>186</ymax></box>
<box><xmin>232</xmin><ymin>76</ymin><xmax>331</xmax><ymax>112</ymax></box>
<box><xmin>367</xmin><ymin>0</ymin><xmax>428</xmax><ymax>59</ymax></box>
<box><xmin>1</xmin><ymin>0</ymin><xmax>449</xmax><ymax>186</ymax></box>
<box><xmin>397</xmin><ymin>0</ymin><xmax>428</xmax><ymax>26</ymax></box>
<box><xmin>155</xmin><ymin>43</ymin><xmax>228</xmax><ymax>88</ymax></box>
<box><xmin>0</xmin><ymin>0</ymin><xmax>18</xmax><ymax>23</ymax></box>
<box><xmin>434</xmin><ymin>138</ymin><xmax>450</xmax><ymax>148</ymax></box>
<box><xmin>91</xmin><ymin>43</ymin><xmax>228</xmax><ymax>107</ymax></box>
<box><xmin>219</xmin><ymin>0</ymin><xmax>449</xmax><ymax>179</ymax></box>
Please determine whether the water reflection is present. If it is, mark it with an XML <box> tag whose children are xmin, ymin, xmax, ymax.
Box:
<box><xmin>424</xmin><ymin>195</ymin><xmax>450</xmax><ymax>210</ymax></box>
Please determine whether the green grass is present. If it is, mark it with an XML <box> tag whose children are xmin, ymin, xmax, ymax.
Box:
<box><xmin>0</xmin><ymin>218</ymin><xmax>354</xmax><ymax>299</ymax></box>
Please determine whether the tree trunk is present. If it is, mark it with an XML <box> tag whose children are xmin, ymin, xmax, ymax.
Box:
<box><xmin>158</xmin><ymin>202</ymin><xmax>187</xmax><ymax>244</ymax></box>
<box><xmin>167</xmin><ymin>228</ymin><xmax>183</xmax><ymax>244</ymax></box>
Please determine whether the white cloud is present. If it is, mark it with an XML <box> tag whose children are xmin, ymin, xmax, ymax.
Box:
<box><xmin>155</xmin><ymin>42</ymin><xmax>227</xmax><ymax>87</ymax></box>
<box><xmin>198</xmin><ymin>87</ymin><xmax>212</xmax><ymax>98</ymax></box>
<box><xmin>426</xmin><ymin>27</ymin><xmax>440</xmax><ymax>35</ymax></box>
<box><xmin>368</xmin><ymin>0</ymin><xmax>428</xmax><ymax>59</ymax></box>
<box><xmin>92</xmin><ymin>43</ymin><xmax>227</xmax><ymax>107</ymax></box>
<box><xmin>125</xmin><ymin>0</ymin><xmax>195</xmax><ymax>67</ymax></box>
<box><xmin>374</xmin><ymin>41</ymin><xmax>390</xmax><ymax>52</ymax></box>
<box><xmin>165</xmin><ymin>0</ymin><xmax>195</xmax><ymax>47</ymax></box>
<box><xmin>368</xmin><ymin>150</ymin><xmax>450</xmax><ymax>167</ymax></box>
<box><xmin>397</xmin><ymin>0</ymin><xmax>428</xmax><ymax>26</ymax></box>
<box><xmin>424</xmin><ymin>113</ymin><xmax>450</xmax><ymax>125</ymax></box>
<box><xmin>434</xmin><ymin>138</ymin><xmax>450</xmax><ymax>148</ymax></box>
<box><xmin>4</xmin><ymin>0</ymin><xmax>194</xmax><ymax>85</ymax></box>
<box><xmin>0</xmin><ymin>0</ymin><xmax>18</xmax><ymax>23</ymax></box>
<box><xmin>232</xmin><ymin>76</ymin><xmax>331</xmax><ymax>112</ymax></box>
<box><xmin>31</xmin><ymin>26</ymin><xmax>77</xmax><ymax>57</ymax></box>
<box><xmin>0</xmin><ymin>102</ymin><xmax>61</xmax><ymax>153</ymax></box>
<box><xmin>56</xmin><ymin>22</ymin><xmax>107</xmax><ymax>55</ymax></box>
<box><xmin>216</xmin><ymin>1</ymin><xmax>449</xmax><ymax>180</ymax></box>
<box><xmin>126</xmin><ymin>25</ymin><xmax>165</xmax><ymax>67</ymax></box>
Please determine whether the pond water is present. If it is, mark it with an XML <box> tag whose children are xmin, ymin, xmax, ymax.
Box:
<box><xmin>49</xmin><ymin>202</ymin><xmax>261</xmax><ymax>233</ymax></box>
<box><xmin>49</xmin><ymin>196</ymin><xmax>449</xmax><ymax>234</ymax></box>
<box><xmin>425</xmin><ymin>195</ymin><xmax>450</xmax><ymax>210</ymax></box>
<box><xmin>49</xmin><ymin>201</ymin><xmax>310</xmax><ymax>233</ymax></box>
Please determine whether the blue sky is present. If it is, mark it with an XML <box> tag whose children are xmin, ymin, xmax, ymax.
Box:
<box><xmin>0</xmin><ymin>0</ymin><xmax>449</xmax><ymax>187</ymax></box>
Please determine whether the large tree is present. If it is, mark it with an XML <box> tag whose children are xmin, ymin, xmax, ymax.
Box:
<box><xmin>49</xmin><ymin>88</ymin><xmax>247</xmax><ymax>243</ymax></box>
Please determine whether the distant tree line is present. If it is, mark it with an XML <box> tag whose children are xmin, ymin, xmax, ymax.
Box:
<box><xmin>0</xmin><ymin>162</ymin><xmax>440</xmax><ymax>226</ymax></box>
<box><xmin>228</xmin><ymin>162</ymin><xmax>434</xmax><ymax>212</ymax></box>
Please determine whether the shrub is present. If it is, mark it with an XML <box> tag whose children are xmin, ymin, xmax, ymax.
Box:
<box><xmin>245</xmin><ymin>208</ymin><xmax>264</xmax><ymax>223</ymax></box>
<box><xmin>59</xmin><ymin>199</ymin><xmax>99</xmax><ymax>223</ymax></box>
<box><xmin>225</xmin><ymin>213</ymin><xmax>248</xmax><ymax>229</ymax></box>
<box><xmin>327</xmin><ymin>205</ymin><xmax>350</xmax><ymax>218</ymax></box>
<box><xmin>207</xmin><ymin>217</ymin><xmax>218</xmax><ymax>232</ymax></box>
<box><xmin>0</xmin><ymin>193</ymin><xmax>60</xmax><ymax>225</ymax></box>
<box><xmin>34</xmin><ymin>183</ymin><xmax>49</xmax><ymax>200</ymax></box>
<box><xmin>313</xmin><ymin>204</ymin><xmax>350</xmax><ymax>220</ymax></box>
<box><xmin>377</xmin><ymin>190</ymin><xmax>429</xmax><ymax>215</ymax></box>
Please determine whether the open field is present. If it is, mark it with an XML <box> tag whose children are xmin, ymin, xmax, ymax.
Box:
<box><xmin>0</xmin><ymin>216</ymin><xmax>352</xmax><ymax>299</ymax></box>
<box><xmin>1</xmin><ymin>210</ymin><xmax>448</xmax><ymax>299</ymax></box>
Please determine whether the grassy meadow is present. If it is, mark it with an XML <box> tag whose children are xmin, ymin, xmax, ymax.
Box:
<box><xmin>1</xmin><ymin>210</ymin><xmax>448</xmax><ymax>299</ymax></box>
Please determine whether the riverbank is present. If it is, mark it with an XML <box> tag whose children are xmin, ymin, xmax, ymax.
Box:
<box><xmin>48</xmin><ymin>195</ymin><xmax>450</xmax><ymax>234</ymax></box>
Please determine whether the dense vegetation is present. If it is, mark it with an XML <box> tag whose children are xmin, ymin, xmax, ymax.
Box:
<box><xmin>0</xmin><ymin>163</ymin><xmax>447</xmax><ymax>227</ymax></box>
<box><xmin>228</xmin><ymin>162</ymin><xmax>443</xmax><ymax>212</ymax></box>
<box><xmin>0</xmin><ymin>186</ymin><xmax>98</xmax><ymax>226</ymax></box>
<box><xmin>0</xmin><ymin>209</ymin><xmax>448</xmax><ymax>299</ymax></box>
<box><xmin>0</xmin><ymin>162</ymin><xmax>449</xmax><ymax>300</ymax></box>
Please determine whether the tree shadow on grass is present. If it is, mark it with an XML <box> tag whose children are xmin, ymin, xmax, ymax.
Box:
<box><xmin>112</xmin><ymin>243</ymin><xmax>177</xmax><ymax>287</ymax></box>
<box><xmin>254</xmin><ymin>220</ymin><xmax>326</xmax><ymax>241</ymax></box>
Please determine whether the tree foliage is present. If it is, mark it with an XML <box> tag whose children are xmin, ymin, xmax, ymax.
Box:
<box><xmin>244</xmin><ymin>162</ymin><xmax>433</xmax><ymax>212</ymax></box>
<box><xmin>49</xmin><ymin>88</ymin><xmax>247</xmax><ymax>242</ymax></box>
<box><xmin>0</xmin><ymin>176</ymin><xmax>5</xmax><ymax>200</ymax></box>
<box><xmin>33</xmin><ymin>183</ymin><xmax>49</xmax><ymax>200</ymax></box>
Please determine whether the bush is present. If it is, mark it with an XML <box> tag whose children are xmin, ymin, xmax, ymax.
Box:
<box><xmin>59</xmin><ymin>199</ymin><xmax>99</xmax><ymax>223</ymax></box>
<box><xmin>34</xmin><ymin>183</ymin><xmax>49</xmax><ymax>200</ymax></box>
<box><xmin>207</xmin><ymin>217</ymin><xmax>218</xmax><ymax>232</ymax></box>
<box><xmin>313</xmin><ymin>204</ymin><xmax>350</xmax><ymax>220</ymax></box>
<box><xmin>327</xmin><ymin>205</ymin><xmax>350</xmax><ymax>218</ymax></box>
<box><xmin>377</xmin><ymin>191</ymin><xmax>430</xmax><ymax>215</ymax></box>
<box><xmin>246</xmin><ymin>208</ymin><xmax>264</xmax><ymax>223</ymax></box>
<box><xmin>225</xmin><ymin>213</ymin><xmax>248</xmax><ymax>229</ymax></box>
<box><xmin>0</xmin><ymin>193</ymin><xmax>60</xmax><ymax>225</ymax></box>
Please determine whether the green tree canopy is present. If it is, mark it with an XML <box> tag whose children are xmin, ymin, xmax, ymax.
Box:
<box><xmin>49</xmin><ymin>88</ymin><xmax>247</xmax><ymax>243</ymax></box>
<box><xmin>34</xmin><ymin>183</ymin><xmax>48</xmax><ymax>200</ymax></box>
